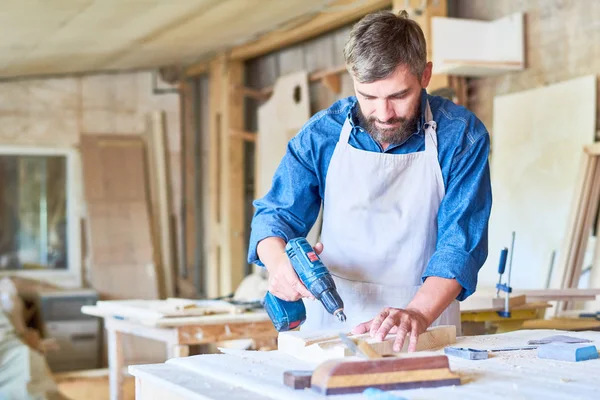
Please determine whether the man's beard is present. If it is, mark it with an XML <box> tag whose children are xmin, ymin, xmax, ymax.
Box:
<box><xmin>357</xmin><ymin>104</ymin><xmax>420</xmax><ymax>146</ymax></box>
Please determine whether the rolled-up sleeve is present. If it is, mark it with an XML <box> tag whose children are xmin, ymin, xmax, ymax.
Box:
<box><xmin>248</xmin><ymin>132</ymin><xmax>322</xmax><ymax>266</ymax></box>
<box><xmin>422</xmin><ymin>127</ymin><xmax>492</xmax><ymax>301</ymax></box>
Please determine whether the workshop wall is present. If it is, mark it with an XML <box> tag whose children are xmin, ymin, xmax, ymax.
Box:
<box><xmin>0</xmin><ymin>72</ymin><xmax>181</xmax><ymax>287</ymax></box>
<box><xmin>453</xmin><ymin>0</ymin><xmax>600</xmax><ymax>137</ymax></box>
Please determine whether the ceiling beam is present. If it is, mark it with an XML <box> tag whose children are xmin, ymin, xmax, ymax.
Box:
<box><xmin>185</xmin><ymin>0</ymin><xmax>392</xmax><ymax>76</ymax></box>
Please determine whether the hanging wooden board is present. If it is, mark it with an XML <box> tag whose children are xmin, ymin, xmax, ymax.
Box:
<box><xmin>256</xmin><ymin>71</ymin><xmax>323</xmax><ymax>245</ymax></box>
<box><xmin>481</xmin><ymin>75</ymin><xmax>596</xmax><ymax>291</ymax></box>
<box><xmin>80</xmin><ymin>135</ymin><xmax>160</xmax><ymax>300</ymax></box>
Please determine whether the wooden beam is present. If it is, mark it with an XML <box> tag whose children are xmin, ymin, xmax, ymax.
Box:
<box><xmin>322</xmin><ymin>74</ymin><xmax>342</xmax><ymax>94</ymax></box>
<box><xmin>229</xmin><ymin>0</ymin><xmax>393</xmax><ymax>61</ymax></box>
<box><xmin>394</xmin><ymin>0</ymin><xmax>449</xmax><ymax>92</ymax></box>
<box><xmin>209</xmin><ymin>54</ymin><xmax>246</xmax><ymax>297</ymax></box>
<box><xmin>246</xmin><ymin>64</ymin><xmax>349</xmax><ymax>100</ymax></box>
<box><xmin>207</xmin><ymin>58</ymin><xmax>223</xmax><ymax>298</ymax></box>
<box><xmin>185</xmin><ymin>61</ymin><xmax>209</xmax><ymax>78</ymax></box>
<box><xmin>235</xmin><ymin>85</ymin><xmax>271</xmax><ymax>101</ymax></box>
<box><xmin>179</xmin><ymin>80</ymin><xmax>196</xmax><ymax>294</ymax></box>
<box><xmin>230</xmin><ymin>128</ymin><xmax>257</xmax><ymax>142</ymax></box>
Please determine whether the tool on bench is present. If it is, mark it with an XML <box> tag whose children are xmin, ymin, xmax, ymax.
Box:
<box><xmin>338</xmin><ymin>332</ymin><xmax>382</xmax><ymax>359</ymax></box>
<box><xmin>445</xmin><ymin>335</ymin><xmax>593</xmax><ymax>360</ymax></box>
<box><xmin>444</xmin><ymin>345</ymin><xmax>537</xmax><ymax>360</ymax></box>
<box><xmin>496</xmin><ymin>231</ymin><xmax>516</xmax><ymax>318</ymax></box>
<box><xmin>263</xmin><ymin>237</ymin><xmax>346</xmax><ymax>332</ymax></box>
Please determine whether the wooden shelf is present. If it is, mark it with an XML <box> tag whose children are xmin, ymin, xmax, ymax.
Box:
<box><xmin>432</xmin><ymin>12</ymin><xmax>525</xmax><ymax>76</ymax></box>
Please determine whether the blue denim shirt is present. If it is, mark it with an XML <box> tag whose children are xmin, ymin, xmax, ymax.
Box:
<box><xmin>248</xmin><ymin>89</ymin><xmax>492</xmax><ymax>301</ymax></box>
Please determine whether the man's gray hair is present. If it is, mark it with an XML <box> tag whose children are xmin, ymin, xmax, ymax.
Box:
<box><xmin>344</xmin><ymin>10</ymin><xmax>427</xmax><ymax>83</ymax></box>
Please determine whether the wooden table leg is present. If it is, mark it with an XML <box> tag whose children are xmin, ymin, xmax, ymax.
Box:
<box><xmin>168</xmin><ymin>344</ymin><xmax>189</xmax><ymax>358</ymax></box>
<box><xmin>108</xmin><ymin>328</ymin><xmax>124</xmax><ymax>400</ymax></box>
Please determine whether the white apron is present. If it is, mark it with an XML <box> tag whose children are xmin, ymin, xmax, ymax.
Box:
<box><xmin>302</xmin><ymin>100</ymin><xmax>461</xmax><ymax>334</ymax></box>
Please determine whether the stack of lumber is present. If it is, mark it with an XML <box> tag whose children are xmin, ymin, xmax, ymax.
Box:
<box><xmin>80</xmin><ymin>111</ymin><xmax>175</xmax><ymax>301</ymax></box>
<box><xmin>555</xmin><ymin>143</ymin><xmax>600</xmax><ymax>312</ymax></box>
<box><xmin>83</xmin><ymin>298</ymin><xmax>247</xmax><ymax>326</ymax></box>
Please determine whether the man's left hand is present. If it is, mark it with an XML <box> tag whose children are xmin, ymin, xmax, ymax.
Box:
<box><xmin>351</xmin><ymin>307</ymin><xmax>430</xmax><ymax>352</ymax></box>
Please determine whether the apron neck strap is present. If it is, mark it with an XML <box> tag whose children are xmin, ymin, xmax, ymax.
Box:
<box><xmin>340</xmin><ymin>117</ymin><xmax>353</xmax><ymax>144</ymax></box>
<box><xmin>423</xmin><ymin>99</ymin><xmax>438</xmax><ymax>155</ymax></box>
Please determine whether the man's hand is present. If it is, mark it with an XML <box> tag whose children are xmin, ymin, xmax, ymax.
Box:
<box><xmin>258</xmin><ymin>237</ymin><xmax>323</xmax><ymax>302</ymax></box>
<box><xmin>351</xmin><ymin>307</ymin><xmax>429</xmax><ymax>352</ymax></box>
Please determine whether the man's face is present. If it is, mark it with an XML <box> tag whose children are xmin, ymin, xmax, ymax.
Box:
<box><xmin>353</xmin><ymin>62</ymin><xmax>432</xmax><ymax>147</ymax></box>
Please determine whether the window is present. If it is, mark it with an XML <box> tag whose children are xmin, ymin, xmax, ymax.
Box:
<box><xmin>0</xmin><ymin>152</ymin><xmax>70</xmax><ymax>271</ymax></box>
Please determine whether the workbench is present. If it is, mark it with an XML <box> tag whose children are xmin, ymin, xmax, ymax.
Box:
<box><xmin>82</xmin><ymin>305</ymin><xmax>277</xmax><ymax>400</ymax></box>
<box><xmin>129</xmin><ymin>329</ymin><xmax>600</xmax><ymax>399</ymax></box>
<box><xmin>460</xmin><ymin>301</ymin><xmax>551</xmax><ymax>334</ymax></box>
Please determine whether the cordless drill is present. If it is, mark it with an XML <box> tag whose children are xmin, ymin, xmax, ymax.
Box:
<box><xmin>263</xmin><ymin>237</ymin><xmax>347</xmax><ymax>332</ymax></box>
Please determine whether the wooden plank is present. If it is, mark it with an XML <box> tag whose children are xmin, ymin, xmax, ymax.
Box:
<box><xmin>556</xmin><ymin>152</ymin><xmax>595</xmax><ymax>295</ymax></box>
<box><xmin>521</xmin><ymin>318</ymin><xmax>600</xmax><ymax>331</ymax></box>
<box><xmin>566</xmin><ymin>159</ymin><xmax>600</xmax><ymax>301</ymax></box>
<box><xmin>311</xmin><ymin>356</ymin><xmax>459</xmax><ymax>395</ymax></box>
<box><xmin>230</xmin><ymin>128</ymin><xmax>256</xmax><ymax>142</ymax></box>
<box><xmin>255</xmin><ymin>71</ymin><xmax>322</xmax><ymax>245</ymax></box>
<box><xmin>80</xmin><ymin>135</ymin><xmax>160</xmax><ymax>300</ymax></box>
<box><xmin>278</xmin><ymin>325</ymin><xmax>456</xmax><ymax>363</ymax></box>
<box><xmin>144</xmin><ymin>111</ymin><xmax>175</xmax><ymax>298</ymax></box>
<box><xmin>228</xmin><ymin>0</ymin><xmax>393</xmax><ymax>61</ymax></box>
<box><xmin>177</xmin><ymin>320</ymin><xmax>277</xmax><ymax>345</ymax></box>
<box><xmin>516</xmin><ymin>289</ymin><xmax>600</xmax><ymax>299</ymax></box>
<box><xmin>460</xmin><ymin>294</ymin><xmax>527</xmax><ymax>312</ymax></box>
<box><xmin>482</xmin><ymin>75</ymin><xmax>596</xmax><ymax>291</ymax></box>
<box><xmin>179</xmin><ymin>79</ymin><xmax>196</xmax><ymax>289</ymax></box>
<box><xmin>219</xmin><ymin>57</ymin><xmax>246</xmax><ymax>296</ymax></box>
<box><xmin>94</xmin><ymin>299</ymin><xmax>240</xmax><ymax>320</ymax></box>
<box><xmin>584</xmin><ymin>206</ymin><xmax>600</xmax><ymax>312</ymax></box>
<box><xmin>206</xmin><ymin>58</ymin><xmax>223</xmax><ymax>298</ymax></box>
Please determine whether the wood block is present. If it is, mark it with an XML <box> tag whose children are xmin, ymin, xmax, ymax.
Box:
<box><xmin>460</xmin><ymin>294</ymin><xmax>527</xmax><ymax>312</ymax></box>
<box><xmin>537</xmin><ymin>343</ymin><xmax>599</xmax><ymax>362</ymax></box>
<box><xmin>311</xmin><ymin>355</ymin><xmax>460</xmax><ymax>395</ymax></box>
<box><xmin>283</xmin><ymin>370</ymin><xmax>312</xmax><ymax>390</ymax></box>
<box><xmin>278</xmin><ymin>325</ymin><xmax>456</xmax><ymax>363</ymax></box>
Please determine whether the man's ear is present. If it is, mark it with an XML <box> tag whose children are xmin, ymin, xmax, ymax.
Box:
<box><xmin>421</xmin><ymin>62</ymin><xmax>433</xmax><ymax>88</ymax></box>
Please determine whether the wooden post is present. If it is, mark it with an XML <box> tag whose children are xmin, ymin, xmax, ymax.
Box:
<box><xmin>179</xmin><ymin>80</ymin><xmax>197</xmax><ymax>295</ymax></box>
<box><xmin>107</xmin><ymin>328</ymin><xmax>124</xmax><ymax>400</ymax></box>
<box><xmin>207</xmin><ymin>58</ymin><xmax>223</xmax><ymax>299</ymax></box>
<box><xmin>220</xmin><ymin>56</ymin><xmax>246</xmax><ymax>297</ymax></box>
<box><xmin>394</xmin><ymin>0</ymin><xmax>449</xmax><ymax>92</ymax></box>
<box><xmin>208</xmin><ymin>54</ymin><xmax>246</xmax><ymax>297</ymax></box>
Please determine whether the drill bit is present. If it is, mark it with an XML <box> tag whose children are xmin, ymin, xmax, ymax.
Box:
<box><xmin>335</xmin><ymin>310</ymin><xmax>347</xmax><ymax>323</ymax></box>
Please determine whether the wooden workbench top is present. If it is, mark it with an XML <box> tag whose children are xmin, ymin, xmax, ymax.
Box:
<box><xmin>129</xmin><ymin>329</ymin><xmax>600</xmax><ymax>399</ymax></box>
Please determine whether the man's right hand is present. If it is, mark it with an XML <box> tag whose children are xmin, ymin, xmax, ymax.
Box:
<box><xmin>257</xmin><ymin>237</ymin><xmax>322</xmax><ymax>302</ymax></box>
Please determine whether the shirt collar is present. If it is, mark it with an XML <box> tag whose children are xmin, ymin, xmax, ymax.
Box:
<box><xmin>348</xmin><ymin>88</ymin><xmax>429</xmax><ymax>136</ymax></box>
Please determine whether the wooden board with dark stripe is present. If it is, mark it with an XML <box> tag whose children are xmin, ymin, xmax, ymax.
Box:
<box><xmin>311</xmin><ymin>355</ymin><xmax>460</xmax><ymax>395</ymax></box>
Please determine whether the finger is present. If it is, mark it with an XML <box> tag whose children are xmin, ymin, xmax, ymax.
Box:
<box><xmin>370</xmin><ymin>309</ymin><xmax>390</xmax><ymax>337</ymax></box>
<box><xmin>407</xmin><ymin>319</ymin><xmax>419</xmax><ymax>352</ymax></box>
<box><xmin>271</xmin><ymin>290</ymin><xmax>293</xmax><ymax>302</ymax></box>
<box><xmin>389</xmin><ymin>326</ymin><xmax>399</xmax><ymax>334</ymax></box>
<box><xmin>313</xmin><ymin>242</ymin><xmax>324</xmax><ymax>254</ymax></box>
<box><xmin>351</xmin><ymin>321</ymin><xmax>372</xmax><ymax>335</ymax></box>
<box><xmin>375</xmin><ymin>315</ymin><xmax>397</xmax><ymax>341</ymax></box>
<box><xmin>294</xmin><ymin>281</ymin><xmax>315</xmax><ymax>300</ymax></box>
<box><xmin>393</xmin><ymin>318</ymin><xmax>411</xmax><ymax>352</ymax></box>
